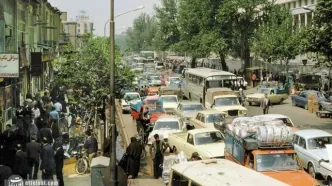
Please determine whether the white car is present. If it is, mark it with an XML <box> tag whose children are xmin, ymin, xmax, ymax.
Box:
<box><xmin>148</xmin><ymin>116</ymin><xmax>184</xmax><ymax>145</ymax></box>
<box><xmin>121</xmin><ymin>92</ymin><xmax>141</xmax><ymax>113</ymax></box>
<box><xmin>166</xmin><ymin>76</ymin><xmax>181</xmax><ymax>86</ymax></box>
<box><xmin>294</xmin><ymin>129</ymin><xmax>332</xmax><ymax>180</ymax></box>
<box><xmin>160</xmin><ymin>95</ymin><xmax>179</xmax><ymax>114</ymax></box>
<box><xmin>155</xmin><ymin>61</ymin><xmax>164</xmax><ymax>70</ymax></box>
<box><xmin>149</xmin><ymin>76</ymin><xmax>162</xmax><ymax>86</ymax></box>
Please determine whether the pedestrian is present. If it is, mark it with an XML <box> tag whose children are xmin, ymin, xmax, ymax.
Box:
<box><xmin>28</xmin><ymin>120</ymin><xmax>40</xmax><ymax>143</ymax></box>
<box><xmin>50</xmin><ymin>119</ymin><xmax>60</xmax><ymax>140</ymax></box>
<box><xmin>252</xmin><ymin>73</ymin><xmax>257</xmax><ymax>87</ymax></box>
<box><xmin>41</xmin><ymin>92</ymin><xmax>50</xmax><ymax>105</ymax></box>
<box><xmin>49</xmin><ymin>106</ymin><xmax>59</xmax><ymax>123</ymax></box>
<box><xmin>0</xmin><ymin>164</ymin><xmax>12</xmax><ymax>186</ymax></box>
<box><xmin>26</xmin><ymin>136</ymin><xmax>40</xmax><ymax>179</ymax></box>
<box><xmin>83</xmin><ymin>130</ymin><xmax>98</xmax><ymax>166</ymax></box>
<box><xmin>126</xmin><ymin>137</ymin><xmax>142</xmax><ymax>179</ymax></box>
<box><xmin>31</xmin><ymin>104</ymin><xmax>40</xmax><ymax>125</ymax></box>
<box><xmin>54</xmin><ymin>140</ymin><xmax>64</xmax><ymax>186</ymax></box>
<box><xmin>13</xmin><ymin>144</ymin><xmax>29</xmax><ymax>179</ymax></box>
<box><xmin>54</xmin><ymin>100</ymin><xmax>62</xmax><ymax>113</ymax></box>
<box><xmin>260</xmin><ymin>94</ymin><xmax>272</xmax><ymax>114</ymax></box>
<box><xmin>40</xmin><ymin>137</ymin><xmax>55</xmax><ymax>180</ymax></box>
<box><xmin>40</xmin><ymin>122</ymin><xmax>53</xmax><ymax>144</ymax></box>
<box><xmin>189</xmin><ymin>152</ymin><xmax>202</xmax><ymax>161</ymax></box>
<box><xmin>150</xmin><ymin>134</ymin><xmax>168</xmax><ymax>179</ymax></box>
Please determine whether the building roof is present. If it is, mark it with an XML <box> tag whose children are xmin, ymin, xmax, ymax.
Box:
<box><xmin>295</xmin><ymin>129</ymin><xmax>332</xmax><ymax>139</ymax></box>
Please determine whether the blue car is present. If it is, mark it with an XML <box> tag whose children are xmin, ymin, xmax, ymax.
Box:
<box><xmin>291</xmin><ymin>90</ymin><xmax>327</xmax><ymax>110</ymax></box>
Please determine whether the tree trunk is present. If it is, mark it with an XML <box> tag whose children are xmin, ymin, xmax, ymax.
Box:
<box><xmin>219</xmin><ymin>52</ymin><xmax>228</xmax><ymax>71</ymax></box>
<box><xmin>191</xmin><ymin>57</ymin><xmax>196</xmax><ymax>68</ymax></box>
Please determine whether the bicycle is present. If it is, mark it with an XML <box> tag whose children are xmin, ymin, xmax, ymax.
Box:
<box><xmin>74</xmin><ymin>144</ymin><xmax>90</xmax><ymax>175</ymax></box>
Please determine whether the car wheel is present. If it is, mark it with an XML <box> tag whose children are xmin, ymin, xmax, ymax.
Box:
<box><xmin>308</xmin><ymin>163</ymin><xmax>316</xmax><ymax>178</ymax></box>
<box><xmin>249</xmin><ymin>102</ymin><xmax>252</xmax><ymax>106</ymax></box>
<box><xmin>279</xmin><ymin>98</ymin><xmax>284</xmax><ymax>104</ymax></box>
<box><xmin>305</xmin><ymin>104</ymin><xmax>308</xmax><ymax>110</ymax></box>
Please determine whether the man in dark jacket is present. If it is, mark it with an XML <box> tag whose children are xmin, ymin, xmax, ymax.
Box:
<box><xmin>50</xmin><ymin>119</ymin><xmax>60</xmax><ymax>140</ymax></box>
<box><xmin>40</xmin><ymin>123</ymin><xmax>53</xmax><ymax>144</ymax></box>
<box><xmin>83</xmin><ymin>130</ymin><xmax>98</xmax><ymax>166</ymax></box>
<box><xmin>54</xmin><ymin>140</ymin><xmax>64</xmax><ymax>186</ymax></box>
<box><xmin>126</xmin><ymin>137</ymin><xmax>142</xmax><ymax>179</ymax></box>
<box><xmin>40</xmin><ymin>137</ymin><xmax>55</xmax><ymax>179</ymax></box>
<box><xmin>26</xmin><ymin>136</ymin><xmax>41</xmax><ymax>179</ymax></box>
<box><xmin>13</xmin><ymin>144</ymin><xmax>29</xmax><ymax>179</ymax></box>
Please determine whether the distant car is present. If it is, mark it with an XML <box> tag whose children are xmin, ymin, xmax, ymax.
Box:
<box><xmin>166</xmin><ymin>77</ymin><xmax>181</xmax><ymax>86</ymax></box>
<box><xmin>189</xmin><ymin>109</ymin><xmax>226</xmax><ymax>129</ymax></box>
<box><xmin>148</xmin><ymin>76</ymin><xmax>162</xmax><ymax>86</ymax></box>
<box><xmin>174</xmin><ymin>102</ymin><xmax>205</xmax><ymax>128</ymax></box>
<box><xmin>155</xmin><ymin>62</ymin><xmax>164</xmax><ymax>70</ymax></box>
<box><xmin>121</xmin><ymin>92</ymin><xmax>141</xmax><ymax>113</ymax></box>
<box><xmin>294</xmin><ymin>129</ymin><xmax>332</xmax><ymax>180</ymax></box>
<box><xmin>291</xmin><ymin>90</ymin><xmax>327</xmax><ymax>110</ymax></box>
<box><xmin>169</xmin><ymin>80</ymin><xmax>184</xmax><ymax>89</ymax></box>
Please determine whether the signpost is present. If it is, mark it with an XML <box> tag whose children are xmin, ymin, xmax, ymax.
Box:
<box><xmin>0</xmin><ymin>54</ymin><xmax>19</xmax><ymax>77</ymax></box>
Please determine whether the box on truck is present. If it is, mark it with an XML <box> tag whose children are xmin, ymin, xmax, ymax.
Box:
<box><xmin>168</xmin><ymin>159</ymin><xmax>290</xmax><ymax>186</ymax></box>
<box><xmin>224</xmin><ymin>121</ymin><xmax>319</xmax><ymax>186</ymax></box>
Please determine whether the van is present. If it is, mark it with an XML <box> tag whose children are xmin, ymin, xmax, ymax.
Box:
<box><xmin>168</xmin><ymin>159</ymin><xmax>290</xmax><ymax>186</ymax></box>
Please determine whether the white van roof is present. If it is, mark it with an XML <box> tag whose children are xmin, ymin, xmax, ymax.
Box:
<box><xmin>171</xmin><ymin>159</ymin><xmax>290</xmax><ymax>186</ymax></box>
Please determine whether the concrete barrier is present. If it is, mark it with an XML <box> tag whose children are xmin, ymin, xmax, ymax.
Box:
<box><xmin>115</xmin><ymin>100</ymin><xmax>130</xmax><ymax>147</ymax></box>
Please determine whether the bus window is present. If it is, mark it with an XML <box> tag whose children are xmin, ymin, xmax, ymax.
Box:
<box><xmin>171</xmin><ymin>171</ymin><xmax>189</xmax><ymax>186</ymax></box>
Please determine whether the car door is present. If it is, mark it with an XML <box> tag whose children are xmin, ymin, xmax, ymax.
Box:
<box><xmin>268</xmin><ymin>90</ymin><xmax>278</xmax><ymax>103</ymax></box>
<box><xmin>294</xmin><ymin>136</ymin><xmax>309</xmax><ymax>169</ymax></box>
<box><xmin>185</xmin><ymin>134</ymin><xmax>196</xmax><ymax>158</ymax></box>
<box><xmin>193</xmin><ymin>113</ymin><xmax>201</xmax><ymax>128</ymax></box>
<box><xmin>199</xmin><ymin>115</ymin><xmax>206</xmax><ymax>128</ymax></box>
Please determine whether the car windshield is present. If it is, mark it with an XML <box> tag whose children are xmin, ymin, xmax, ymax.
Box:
<box><xmin>206</xmin><ymin>114</ymin><xmax>225</xmax><ymax>123</ymax></box>
<box><xmin>151</xmin><ymin>76</ymin><xmax>161</xmax><ymax>80</ymax></box>
<box><xmin>308</xmin><ymin>137</ymin><xmax>332</xmax><ymax>150</ymax></box>
<box><xmin>161</xmin><ymin>96</ymin><xmax>178</xmax><ymax>103</ymax></box>
<box><xmin>195</xmin><ymin>132</ymin><xmax>224</xmax><ymax>145</ymax></box>
<box><xmin>157</xmin><ymin>62</ymin><xmax>163</xmax><ymax>66</ymax></box>
<box><xmin>256</xmin><ymin>153</ymin><xmax>301</xmax><ymax>171</ymax></box>
<box><xmin>154</xmin><ymin>121</ymin><xmax>180</xmax><ymax>130</ymax></box>
<box><xmin>124</xmin><ymin>94</ymin><xmax>139</xmax><ymax>100</ymax></box>
<box><xmin>215</xmin><ymin>97</ymin><xmax>239</xmax><ymax>106</ymax></box>
<box><xmin>182</xmin><ymin>104</ymin><xmax>203</xmax><ymax>111</ymax></box>
<box><xmin>259</xmin><ymin>88</ymin><xmax>271</xmax><ymax>94</ymax></box>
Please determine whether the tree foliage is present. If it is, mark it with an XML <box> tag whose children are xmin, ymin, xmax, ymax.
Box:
<box><xmin>126</xmin><ymin>13</ymin><xmax>158</xmax><ymax>52</ymax></box>
<box><xmin>54</xmin><ymin>36</ymin><xmax>135</xmax><ymax>106</ymax></box>
<box><xmin>303</xmin><ymin>0</ymin><xmax>332</xmax><ymax>67</ymax></box>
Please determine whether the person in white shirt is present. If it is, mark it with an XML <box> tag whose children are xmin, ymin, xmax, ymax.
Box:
<box><xmin>31</xmin><ymin>105</ymin><xmax>40</xmax><ymax>125</ymax></box>
<box><xmin>260</xmin><ymin>94</ymin><xmax>272</xmax><ymax>114</ymax></box>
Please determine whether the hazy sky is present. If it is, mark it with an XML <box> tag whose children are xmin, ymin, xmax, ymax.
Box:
<box><xmin>48</xmin><ymin>0</ymin><xmax>159</xmax><ymax>36</ymax></box>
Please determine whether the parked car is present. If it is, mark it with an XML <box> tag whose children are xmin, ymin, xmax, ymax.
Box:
<box><xmin>168</xmin><ymin>128</ymin><xmax>225</xmax><ymax>159</ymax></box>
<box><xmin>291</xmin><ymin>90</ymin><xmax>327</xmax><ymax>110</ymax></box>
<box><xmin>121</xmin><ymin>92</ymin><xmax>141</xmax><ymax>113</ymax></box>
<box><xmin>174</xmin><ymin>102</ymin><xmax>205</xmax><ymax>128</ymax></box>
<box><xmin>147</xmin><ymin>116</ymin><xmax>184</xmax><ymax>145</ymax></box>
<box><xmin>189</xmin><ymin>109</ymin><xmax>226</xmax><ymax>129</ymax></box>
<box><xmin>294</xmin><ymin>129</ymin><xmax>332</xmax><ymax>181</ymax></box>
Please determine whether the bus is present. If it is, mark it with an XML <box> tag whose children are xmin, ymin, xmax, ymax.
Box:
<box><xmin>183</xmin><ymin>68</ymin><xmax>236</xmax><ymax>102</ymax></box>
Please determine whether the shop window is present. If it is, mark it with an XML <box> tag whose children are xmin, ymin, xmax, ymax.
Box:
<box><xmin>171</xmin><ymin>171</ymin><xmax>189</xmax><ymax>186</ymax></box>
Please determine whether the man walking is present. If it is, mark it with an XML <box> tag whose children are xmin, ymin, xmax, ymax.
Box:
<box><xmin>40</xmin><ymin>123</ymin><xmax>53</xmax><ymax>144</ymax></box>
<box><xmin>40</xmin><ymin>137</ymin><xmax>55</xmax><ymax>179</ymax></box>
<box><xmin>126</xmin><ymin>137</ymin><xmax>142</xmax><ymax>179</ymax></box>
<box><xmin>150</xmin><ymin>134</ymin><xmax>168</xmax><ymax>179</ymax></box>
<box><xmin>261</xmin><ymin>94</ymin><xmax>272</xmax><ymax>114</ymax></box>
<box><xmin>83</xmin><ymin>130</ymin><xmax>98</xmax><ymax>166</ymax></box>
<box><xmin>13</xmin><ymin>144</ymin><xmax>29</xmax><ymax>179</ymax></box>
<box><xmin>26</xmin><ymin>136</ymin><xmax>40</xmax><ymax>179</ymax></box>
<box><xmin>54</xmin><ymin>140</ymin><xmax>64</xmax><ymax>186</ymax></box>
<box><xmin>49</xmin><ymin>106</ymin><xmax>59</xmax><ymax>123</ymax></box>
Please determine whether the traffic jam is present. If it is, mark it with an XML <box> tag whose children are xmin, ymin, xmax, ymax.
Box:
<box><xmin>121</xmin><ymin>56</ymin><xmax>331</xmax><ymax>186</ymax></box>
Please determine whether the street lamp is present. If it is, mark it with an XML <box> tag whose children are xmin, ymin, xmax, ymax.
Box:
<box><xmin>104</xmin><ymin>5</ymin><xmax>144</xmax><ymax>36</ymax></box>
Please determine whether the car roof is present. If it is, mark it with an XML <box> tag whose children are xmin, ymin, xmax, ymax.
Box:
<box><xmin>198</xmin><ymin>109</ymin><xmax>226</xmax><ymax>115</ymax></box>
<box><xmin>188</xmin><ymin>128</ymin><xmax>219</xmax><ymax>134</ymax></box>
<box><xmin>214</xmin><ymin>95</ymin><xmax>237</xmax><ymax>99</ymax></box>
<box><xmin>156</xmin><ymin>115</ymin><xmax>180</xmax><ymax>121</ymax></box>
<box><xmin>179</xmin><ymin>101</ymin><xmax>202</xmax><ymax>105</ymax></box>
<box><xmin>295</xmin><ymin>129</ymin><xmax>332</xmax><ymax>139</ymax></box>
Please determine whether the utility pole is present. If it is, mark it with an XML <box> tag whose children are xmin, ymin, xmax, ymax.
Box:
<box><xmin>109</xmin><ymin>0</ymin><xmax>117</xmax><ymax>185</ymax></box>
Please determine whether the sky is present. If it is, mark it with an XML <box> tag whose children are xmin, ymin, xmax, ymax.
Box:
<box><xmin>48</xmin><ymin>0</ymin><xmax>159</xmax><ymax>36</ymax></box>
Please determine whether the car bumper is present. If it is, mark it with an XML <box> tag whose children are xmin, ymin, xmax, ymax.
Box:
<box><xmin>246</xmin><ymin>98</ymin><xmax>261</xmax><ymax>103</ymax></box>
<box><xmin>122</xmin><ymin>105</ymin><xmax>130</xmax><ymax>111</ymax></box>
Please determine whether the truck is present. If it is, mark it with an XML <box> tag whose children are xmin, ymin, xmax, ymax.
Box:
<box><xmin>205</xmin><ymin>88</ymin><xmax>248</xmax><ymax>117</ymax></box>
<box><xmin>168</xmin><ymin>159</ymin><xmax>291</xmax><ymax>186</ymax></box>
<box><xmin>168</xmin><ymin>128</ymin><xmax>225</xmax><ymax>159</ymax></box>
<box><xmin>224</xmin><ymin>127</ymin><xmax>319</xmax><ymax>186</ymax></box>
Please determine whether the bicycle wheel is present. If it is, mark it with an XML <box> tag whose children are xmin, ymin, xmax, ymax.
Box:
<box><xmin>75</xmin><ymin>158</ymin><xmax>88</xmax><ymax>175</ymax></box>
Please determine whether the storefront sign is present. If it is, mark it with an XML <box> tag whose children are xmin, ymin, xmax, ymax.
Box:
<box><xmin>0</xmin><ymin>54</ymin><xmax>19</xmax><ymax>77</ymax></box>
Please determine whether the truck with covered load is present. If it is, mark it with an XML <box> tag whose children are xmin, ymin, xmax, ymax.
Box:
<box><xmin>223</xmin><ymin>118</ymin><xmax>319</xmax><ymax>186</ymax></box>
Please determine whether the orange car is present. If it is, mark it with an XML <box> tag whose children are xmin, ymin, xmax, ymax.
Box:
<box><xmin>146</xmin><ymin>87</ymin><xmax>160</xmax><ymax>96</ymax></box>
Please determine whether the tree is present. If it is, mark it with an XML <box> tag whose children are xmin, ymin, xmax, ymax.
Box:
<box><xmin>304</xmin><ymin>0</ymin><xmax>332</xmax><ymax>67</ymax></box>
<box><xmin>253</xmin><ymin>5</ymin><xmax>301</xmax><ymax>71</ymax></box>
<box><xmin>153</xmin><ymin>0</ymin><xmax>180</xmax><ymax>51</ymax></box>
<box><xmin>126</xmin><ymin>13</ymin><xmax>158</xmax><ymax>52</ymax></box>
<box><xmin>54</xmin><ymin>36</ymin><xmax>135</xmax><ymax>106</ymax></box>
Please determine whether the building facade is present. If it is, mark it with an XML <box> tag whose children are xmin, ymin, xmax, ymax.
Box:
<box><xmin>0</xmin><ymin>0</ymin><xmax>62</xmax><ymax>129</ymax></box>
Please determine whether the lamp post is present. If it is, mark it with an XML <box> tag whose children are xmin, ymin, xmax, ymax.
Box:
<box><xmin>104</xmin><ymin>6</ymin><xmax>144</xmax><ymax>36</ymax></box>
<box><xmin>109</xmin><ymin>0</ymin><xmax>116</xmax><ymax>185</ymax></box>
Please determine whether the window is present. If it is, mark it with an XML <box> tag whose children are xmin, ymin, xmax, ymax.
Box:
<box><xmin>299</xmin><ymin>137</ymin><xmax>306</xmax><ymax>149</ymax></box>
<box><xmin>299</xmin><ymin>0</ymin><xmax>302</xmax><ymax>7</ymax></box>
<box><xmin>304</xmin><ymin>0</ymin><xmax>308</xmax><ymax>5</ymax></box>
<box><xmin>78</xmin><ymin>29</ymin><xmax>80</xmax><ymax>33</ymax></box>
<box><xmin>293</xmin><ymin>135</ymin><xmax>299</xmax><ymax>144</ymax></box>
<box><xmin>311</xmin><ymin>0</ymin><xmax>315</xmax><ymax>4</ymax></box>
<box><xmin>293</xmin><ymin>1</ymin><xmax>296</xmax><ymax>8</ymax></box>
<box><xmin>196</xmin><ymin>113</ymin><xmax>201</xmax><ymax>120</ymax></box>
<box><xmin>171</xmin><ymin>171</ymin><xmax>189</xmax><ymax>186</ymax></box>
<box><xmin>200</xmin><ymin>116</ymin><xmax>205</xmax><ymax>123</ymax></box>
<box><xmin>187</xmin><ymin>134</ymin><xmax>194</xmax><ymax>145</ymax></box>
